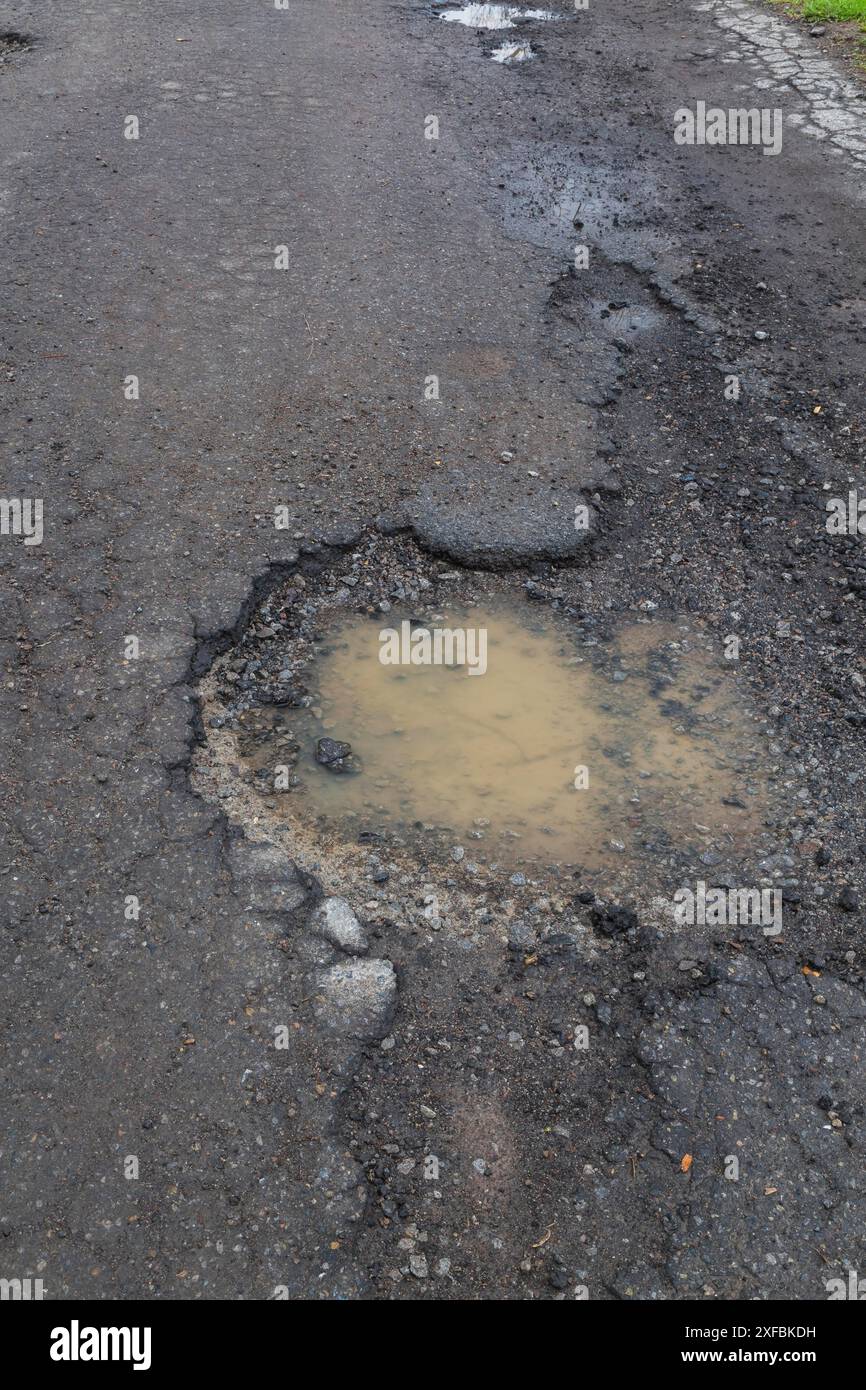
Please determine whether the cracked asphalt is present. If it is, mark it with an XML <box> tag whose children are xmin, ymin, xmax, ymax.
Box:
<box><xmin>2</xmin><ymin>0</ymin><xmax>865</xmax><ymax>1301</ymax></box>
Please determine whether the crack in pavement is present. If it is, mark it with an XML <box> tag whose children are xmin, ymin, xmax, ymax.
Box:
<box><xmin>696</xmin><ymin>0</ymin><xmax>866</xmax><ymax>171</ymax></box>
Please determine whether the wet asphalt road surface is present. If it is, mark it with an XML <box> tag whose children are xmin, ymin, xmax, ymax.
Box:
<box><xmin>2</xmin><ymin>0</ymin><xmax>865</xmax><ymax>1300</ymax></box>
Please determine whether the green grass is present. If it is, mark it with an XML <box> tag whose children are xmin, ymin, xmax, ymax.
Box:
<box><xmin>769</xmin><ymin>0</ymin><xmax>866</xmax><ymax>70</ymax></box>
<box><xmin>799</xmin><ymin>0</ymin><xmax>866</xmax><ymax>19</ymax></box>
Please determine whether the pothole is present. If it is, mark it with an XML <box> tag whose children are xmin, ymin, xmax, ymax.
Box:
<box><xmin>593</xmin><ymin>298</ymin><xmax>664</xmax><ymax>341</ymax></box>
<box><xmin>193</xmin><ymin>535</ymin><xmax>782</xmax><ymax>932</ymax></box>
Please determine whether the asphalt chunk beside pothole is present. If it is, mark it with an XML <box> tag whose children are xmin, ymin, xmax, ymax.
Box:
<box><xmin>405</xmin><ymin>459</ymin><xmax>602</xmax><ymax>567</ymax></box>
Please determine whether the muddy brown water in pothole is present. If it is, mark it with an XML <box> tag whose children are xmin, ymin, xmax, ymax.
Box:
<box><xmin>234</xmin><ymin>604</ymin><xmax>772</xmax><ymax>879</ymax></box>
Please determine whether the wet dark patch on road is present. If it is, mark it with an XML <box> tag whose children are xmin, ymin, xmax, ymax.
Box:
<box><xmin>0</xmin><ymin>31</ymin><xmax>34</xmax><ymax>67</ymax></box>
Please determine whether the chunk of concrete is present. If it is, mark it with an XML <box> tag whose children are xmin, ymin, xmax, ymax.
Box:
<box><xmin>408</xmin><ymin>461</ymin><xmax>599</xmax><ymax>568</ymax></box>
<box><xmin>310</xmin><ymin>897</ymin><xmax>368</xmax><ymax>954</ymax></box>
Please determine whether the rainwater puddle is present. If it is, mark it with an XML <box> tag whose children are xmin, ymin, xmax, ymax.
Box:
<box><xmin>439</xmin><ymin>5</ymin><xmax>556</xmax><ymax>30</ymax></box>
<box><xmin>236</xmin><ymin>606</ymin><xmax>771</xmax><ymax>877</ymax></box>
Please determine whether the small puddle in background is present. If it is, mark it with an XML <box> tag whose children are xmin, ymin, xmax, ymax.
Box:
<box><xmin>439</xmin><ymin>5</ymin><xmax>556</xmax><ymax>30</ymax></box>
<box><xmin>492</xmin><ymin>41</ymin><xmax>534</xmax><ymax>63</ymax></box>
<box><xmin>236</xmin><ymin>606</ymin><xmax>771</xmax><ymax>877</ymax></box>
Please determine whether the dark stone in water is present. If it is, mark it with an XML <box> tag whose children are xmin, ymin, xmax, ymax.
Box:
<box><xmin>316</xmin><ymin>737</ymin><xmax>354</xmax><ymax>772</ymax></box>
